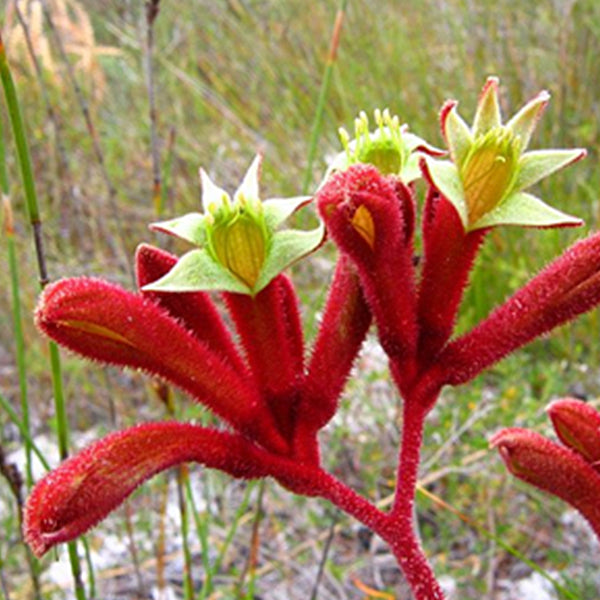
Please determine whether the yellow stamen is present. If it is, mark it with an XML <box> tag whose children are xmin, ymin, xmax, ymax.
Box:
<box><xmin>461</xmin><ymin>128</ymin><xmax>519</xmax><ymax>225</ymax></box>
<box><xmin>212</xmin><ymin>217</ymin><xmax>266</xmax><ymax>289</ymax></box>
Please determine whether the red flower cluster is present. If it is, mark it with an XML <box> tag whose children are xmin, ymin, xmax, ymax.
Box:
<box><xmin>492</xmin><ymin>398</ymin><xmax>600</xmax><ymax>540</ymax></box>
<box><xmin>23</xmin><ymin>81</ymin><xmax>600</xmax><ymax>600</ymax></box>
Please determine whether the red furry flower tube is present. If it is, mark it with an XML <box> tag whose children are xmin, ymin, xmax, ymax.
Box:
<box><xmin>223</xmin><ymin>275</ymin><xmax>305</xmax><ymax>441</ymax></box>
<box><xmin>547</xmin><ymin>398</ymin><xmax>600</xmax><ymax>468</ymax></box>
<box><xmin>417</xmin><ymin>170</ymin><xmax>487</xmax><ymax>362</ymax></box>
<box><xmin>491</xmin><ymin>428</ymin><xmax>600</xmax><ymax>540</ymax></box>
<box><xmin>23</xmin><ymin>423</ymin><xmax>272</xmax><ymax>557</ymax></box>
<box><xmin>295</xmin><ymin>256</ymin><xmax>372</xmax><ymax>460</ymax></box>
<box><xmin>136</xmin><ymin>243</ymin><xmax>247</xmax><ymax>372</ymax></box>
<box><xmin>35</xmin><ymin>277</ymin><xmax>287</xmax><ymax>453</ymax></box>
<box><xmin>433</xmin><ymin>232</ymin><xmax>600</xmax><ymax>387</ymax></box>
<box><xmin>316</xmin><ymin>164</ymin><xmax>418</xmax><ymax>380</ymax></box>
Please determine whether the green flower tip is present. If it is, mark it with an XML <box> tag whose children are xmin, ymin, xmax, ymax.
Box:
<box><xmin>325</xmin><ymin>108</ymin><xmax>443</xmax><ymax>184</ymax></box>
<box><xmin>144</xmin><ymin>155</ymin><xmax>324</xmax><ymax>296</ymax></box>
<box><xmin>425</xmin><ymin>77</ymin><xmax>586</xmax><ymax>231</ymax></box>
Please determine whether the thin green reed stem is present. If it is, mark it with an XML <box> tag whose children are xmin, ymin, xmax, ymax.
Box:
<box><xmin>241</xmin><ymin>480</ymin><xmax>265</xmax><ymax>599</ymax></box>
<box><xmin>302</xmin><ymin>0</ymin><xmax>348</xmax><ymax>194</ymax></box>
<box><xmin>177</xmin><ymin>467</ymin><xmax>193</xmax><ymax>600</ymax></box>
<box><xmin>4</xmin><ymin>201</ymin><xmax>32</xmax><ymax>486</ymax></box>
<box><xmin>196</xmin><ymin>481</ymin><xmax>256</xmax><ymax>599</ymax></box>
<box><xmin>0</xmin><ymin>562</ymin><xmax>8</xmax><ymax>600</ymax></box>
<box><xmin>185</xmin><ymin>476</ymin><xmax>211</xmax><ymax>599</ymax></box>
<box><xmin>82</xmin><ymin>539</ymin><xmax>96</xmax><ymax>599</ymax></box>
<box><xmin>1</xmin><ymin>111</ymin><xmax>33</xmax><ymax>489</ymax></box>
<box><xmin>0</xmin><ymin>34</ymin><xmax>87</xmax><ymax>600</ymax></box>
<box><xmin>145</xmin><ymin>2</ymin><xmax>194</xmax><ymax>592</ymax></box>
<box><xmin>0</xmin><ymin>392</ymin><xmax>50</xmax><ymax>472</ymax></box>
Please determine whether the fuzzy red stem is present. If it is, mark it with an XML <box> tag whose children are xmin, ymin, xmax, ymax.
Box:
<box><xmin>307</xmin><ymin>465</ymin><xmax>445</xmax><ymax>600</ymax></box>
<box><xmin>386</xmin><ymin>383</ymin><xmax>445</xmax><ymax>599</ymax></box>
<box><xmin>298</xmin><ymin>373</ymin><xmax>445</xmax><ymax>599</ymax></box>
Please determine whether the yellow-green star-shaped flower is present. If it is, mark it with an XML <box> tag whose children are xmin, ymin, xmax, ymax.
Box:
<box><xmin>423</xmin><ymin>77</ymin><xmax>586</xmax><ymax>231</ymax></box>
<box><xmin>325</xmin><ymin>108</ymin><xmax>443</xmax><ymax>183</ymax></box>
<box><xmin>144</xmin><ymin>156</ymin><xmax>324</xmax><ymax>295</ymax></box>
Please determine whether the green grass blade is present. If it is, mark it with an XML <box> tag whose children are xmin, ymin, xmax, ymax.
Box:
<box><xmin>417</xmin><ymin>484</ymin><xmax>580</xmax><ymax>600</ymax></box>
<box><xmin>1</xmin><ymin>107</ymin><xmax>34</xmax><ymax>490</ymax></box>
<box><xmin>302</xmin><ymin>0</ymin><xmax>348</xmax><ymax>194</ymax></box>
<box><xmin>0</xmin><ymin>392</ymin><xmax>50</xmax><ymax>472</ymax></box>
<box><xmin>0</xmin><ymin>32</ymin><xmax>88</xmax><ymax>600</ymax></box>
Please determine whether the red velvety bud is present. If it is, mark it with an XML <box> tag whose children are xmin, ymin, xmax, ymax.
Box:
<box><xmin>317</xmin><ymin>164</ymin><xmax>417</xmax><ymax>370</ymax></box>
<box><xmin>297</xmin><ymin>256</ymin><xmax>372</xmax><ymax>457</ymax></box>
<box><xmin>491</xmin><ymin>428</ymin><xmax>600</xmax><ymax>540</ymax></box>
<box><xmin>23</xmin><ymin>423</ymin><xmax>272</xmax><ymax>557</ymax></box>
<box><xmin>417</xmin><ymin>187</ymin><xmax>487</xmax><ymax>361</ymax></box>
<box><xmin>36</xmin><ymin>278</ymin><xmax>287</xmax><ymax>453</ymax></box>
<box><xmin>223</xmin><ymin>275</ymin><xmax>304</xmax><ymax>440</ymax></box>
<box><xmin>135</xmin><ymin>244</ymin><xmax>246</xmax><ymax>372</ymax></box>
<box><xmin>435</xmin><ymin>232</ymin><xmax>600</xmax><ymax>387</ymax></box>
<box><xmin>547</xmin><ymin>398</ymin><xmax>600</xmax><ymax>468</ymax></box>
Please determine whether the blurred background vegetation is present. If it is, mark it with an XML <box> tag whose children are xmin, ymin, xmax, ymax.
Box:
<box><xmin>1</xmin><ymin>0</ymin><xmax>600</xmax><ymax>598</ymax></box>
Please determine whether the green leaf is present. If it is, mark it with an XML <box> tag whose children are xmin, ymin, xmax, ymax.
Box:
<box><xmin>513</xmin><ymin>149</ymin><xmax>586</xmax><ymax>193</ymax></box>
<box><xmin>472</xmin><ymin>191</ymin><xmax>583</xmax><ymax>229</ymax></box>
<box><xmin>254</xmin><ymin>225</ymin><xmax>325</xmax><ymax>293</ymax></box>
<box><xmin>150</xmin><ymin>213</ymin><xmax>207</xmax><ymax>246</ymax></box>
<box><xmin>142</xmin><ymin>249</ymin><xmax>249</xmax><ymax>294</ymax></box>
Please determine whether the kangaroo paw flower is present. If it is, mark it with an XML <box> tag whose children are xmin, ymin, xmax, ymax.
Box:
<box><xmin>35</xmin><ymin>277</ymin><xmax>287</xmax><ymax>452</ymax></box>
<box><xmin>317</xmin><ymin>163</ymin><xmax>417</xmax><ymax>368</ymax></box>
<box><xmin>299</xmin><ymin>256</ymin><xmax>372</xmax><ymax>441</ymax></box>
<box><xmin>135</xmin><ymin>243</ymin><xmax>247</xmax><ymax>372</ymax></box>
<box><xmin>326</xmin><ymin>108</ymin><xmax>443</xmax><ymax>183</ymax></box>
<box><xmin>145</xmin><ymin>155</ymin><xmax>323</xmax><ymax>296</ymax></box>
<box><xmin>23</xmin><ymin>423</ymin><xmax>272</xmax><ymax>557</ymax></box>
<box><xmin>416</xmin><ymin>177</ymin><xmax>487</xmax><ymax>360</ymax></box>
<box><xmin>547</xmin><ymin>398</ymin><xmax>600</xmax><ymax>468</ymax></box>
<box><xmin>424</xmin><ymin>77</ymin><xmax>585</xmax><ymax>231</ymax></box>
<box><xmin>491</xmin><ymin>427</ymin><xmax>600</xmax><ymax>541</ymax></box>
<box><xmin>436</xmin><ymin>232</ymin><xmax>600</xmax><ymax>387</ymax></box>
<box><xmin>224</xmin><ymin>275</ymin><xmax>305</xmax><ymax>440</ymax></box>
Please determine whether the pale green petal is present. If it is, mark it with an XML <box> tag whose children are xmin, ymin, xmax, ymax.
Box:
<box><xmin>235</xmin><ymin>155</ymin><xmax>261</xmax><ymax>203</ymax></box>
<box><xmin>472</xmin><ymin>77</ymin><xmax>501</xmax><ymax>137</ymax></box>
<box><xmin>471</xmin><ymin>191</ymin><xmax>583</xmax><ymax>230</ymax></box>
<box><xmin>402</xmin><ymin>154</ymin><xmax>423</xmax><ymax>184</ymax></box>
<box><xmin>423</xmin><ymin>157</ymin><xmax>468</xmax><ymax>227</ymax></box>
<box><xmin>150</xmin><ymin>213</ymin><xmax>207</xmax><ymax>246</ymax></box>
<box><xmin>254</xmin><ymin>224</ymin><xmax>325</xmax><ymax>293</ymax></box>
<box><xmin>402</xmin><ymin>131</ymin><xmax>444</xmax><ymax>156</ymax></box>
<box><xmin>513</xmin><ymin>149</ymin><xmax>587</xmax><ymax>193</ymax></box>
<box><xmin>142</xmin><ymin>249</ymin><xmax>249</xmax><ymax>294</ymax></box>
<box><xmin>263</xmin><ymin>196</ymin><xmax>313</xmax><ymax>229</ymax></box>
<box><xmin>200</xmin><ymin>168</ymin><xmax>230</xmax><ymax>212</ymax></box>
<box><xmin>441</xmin><ymin>102</ymin><xmax>472</xmax><ymax>168</ymax></box>
<box><xmin>505</xmin><ymin>90</ymin><xmax>550</xmax><ymax>151</ymax></box>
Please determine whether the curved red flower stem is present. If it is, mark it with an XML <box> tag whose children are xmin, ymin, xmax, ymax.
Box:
<box><xmin>271</xmin><ymin>389</ymin><xmax>445</xmax><ymax>600</ymax></box>
<box><xmin>303</xmin><ymin>465</ymin><xmax>445</xmax><ymax>600</ymax></box>
<box><xmin>388</xmin><ymin>396</ymin><xmax>444</xmax><ymax>599</ymax></box>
